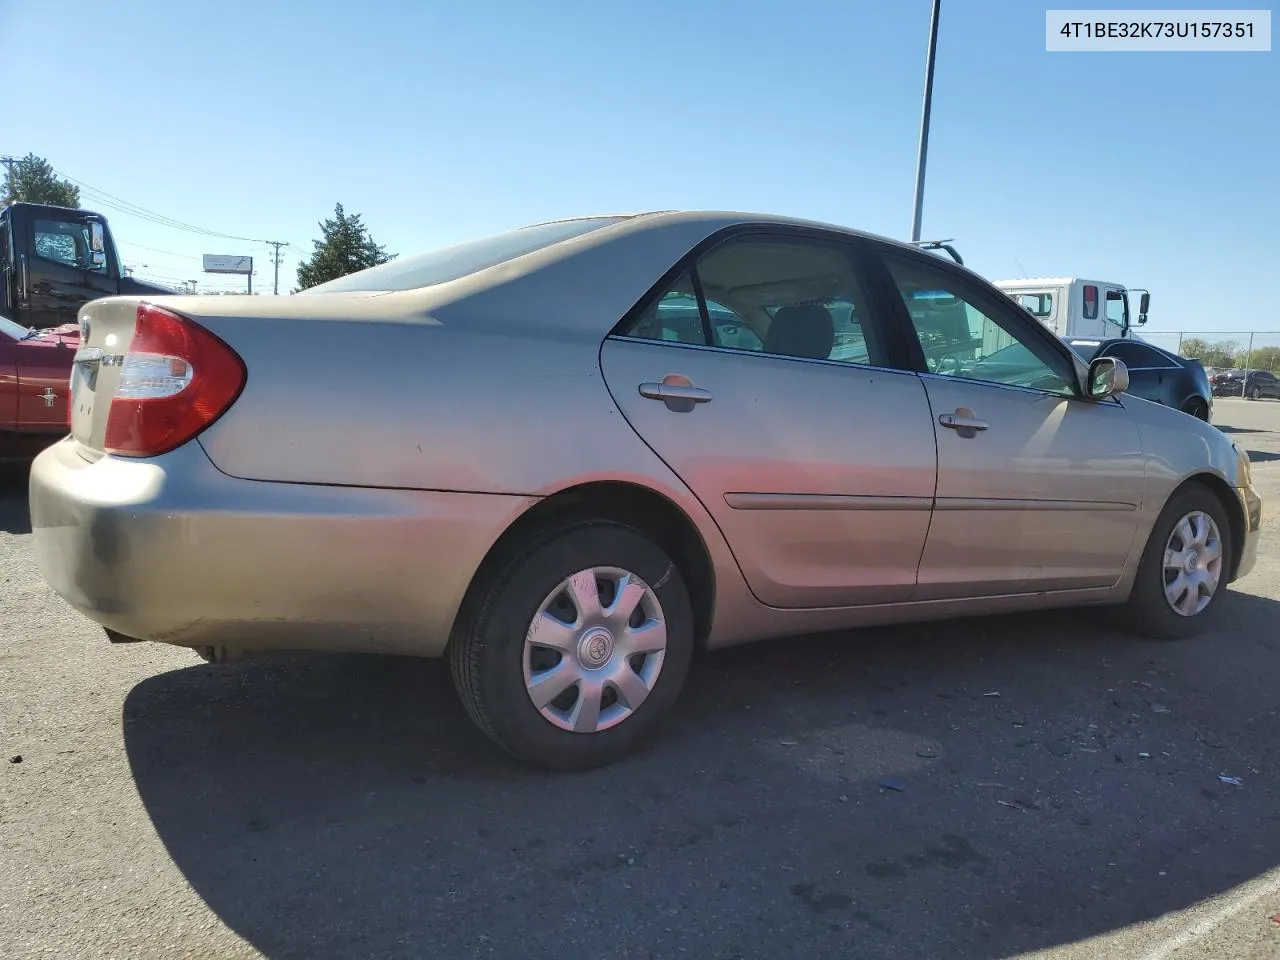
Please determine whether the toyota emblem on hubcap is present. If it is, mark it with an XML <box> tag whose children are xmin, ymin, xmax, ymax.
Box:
<box><xmin>578</xmin><ymin>628</ymin><xmax>614</xmax><ymax>669</ymax></box>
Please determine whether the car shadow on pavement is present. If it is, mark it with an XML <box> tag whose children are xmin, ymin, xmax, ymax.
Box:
<box><xmin>1248</xmin><ymin>450</ymin><xmax>1280</xmax><ymax>463</ymax></box>
<box><xmin>0</xmin><ymin>464</ymin><xmax>32</xmax><ymax>534</ymax></box>
<box><xmin>122</xmin><ymin>592</ymin><xmax>1280</xmax><ymax>960</ymax></box>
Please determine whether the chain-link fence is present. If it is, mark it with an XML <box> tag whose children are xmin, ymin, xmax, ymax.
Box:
<box><xmin>1140</xmin><ymin>331</ymin><xmax>1280</xmax><ymax>375</ymax></box>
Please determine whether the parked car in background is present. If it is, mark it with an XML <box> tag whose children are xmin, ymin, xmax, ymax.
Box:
<box><xmin>1</xmin><ymin>312</ymin><xmax>75</xmax><ymax>459</ymax></box>
<box><xmin>1066</xmin><ymin>337</ymin><xmax>1212</xmax><ymax>421</ymax></box>
<box><xmin>30</xmin><ymin>211</ymin><xmax>1262</xmax><ymax>771</ymax></box>
<box><xmin>1212</xmin><ymin>368</ymin><xmax>1280</xmax><ymax>400</ymax></box>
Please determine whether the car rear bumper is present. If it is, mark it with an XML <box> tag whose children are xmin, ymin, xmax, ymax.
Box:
<box><xmin>29</xmin><ymin>437</ymin><xmax>533</xmax><ymax>656</ymax></box>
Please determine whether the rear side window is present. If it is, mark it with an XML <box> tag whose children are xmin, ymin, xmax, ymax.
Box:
<box><xmin>1103</xmin><ymin>341</ymin><xmax>1175</xmax><ymax>368</ymax></box>
<box><xmin>619</xmin><ymin>234</ymin><xmax>889</xmax><ymax>367</ymax></box>
<box><xmin>303</xmin><ymin>216</ymin><xmax>626</xmax><ymax>293</ymax></box>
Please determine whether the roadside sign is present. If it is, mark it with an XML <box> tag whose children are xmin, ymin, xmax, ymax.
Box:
<box><xmin>202</xmin><ymin>254</ymin><xmax>253</xmax><ymax>275</ymax></box>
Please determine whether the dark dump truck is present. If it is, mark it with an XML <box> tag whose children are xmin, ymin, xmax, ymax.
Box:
<box><xmin>0</xmin><ymin>201</ymin><xmax>171</xmax><ymax>330</ymax></box>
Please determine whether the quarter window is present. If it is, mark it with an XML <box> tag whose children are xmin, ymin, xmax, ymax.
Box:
<box><xmin>1082</xmin><ymin>284</ymin><xmax>1099</xmax><ymax>320</ymax></box>
<box><xmin>625</xmin><ymin>271</ymin><xmax>705</xmax><ymax>345</ymax></box>
<box><xmin>883</xmin><ymin>253</ymin><xmax>1077</xmax><ymax>396</ymax></box>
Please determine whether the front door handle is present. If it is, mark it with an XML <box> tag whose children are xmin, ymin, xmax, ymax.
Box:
<box><xmin>639</xmin><ymin>382</ymin><xmax>713</xmax><ymax>404</ymax></box>
<box><xmin>938</xmin><ymin>413</ymin><xmax>989</xmax><ymax>431</ymax></box>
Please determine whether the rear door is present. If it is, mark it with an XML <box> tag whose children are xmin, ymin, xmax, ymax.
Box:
<box><xmin>1098</xmin><ymin>340</ymin><xmax>1183</xmax><ymax>407</ymax></box>
<box><xmin>600</xmin><ymin>229</ymin><xmax>937</xmax><ymax>609</ymax></box>
<box><xmin>873</xmin><ymin>247</ymin><xmax>1146</xmax><ymax>600</ymax></box>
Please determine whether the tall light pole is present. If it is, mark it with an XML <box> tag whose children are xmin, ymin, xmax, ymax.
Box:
<box><xmin>910</xmin><ymin>0</ymin><xmax>942</xmax><ymax>242</ymax></box>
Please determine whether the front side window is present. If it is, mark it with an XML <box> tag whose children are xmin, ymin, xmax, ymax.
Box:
<box><xmin>1105</xmin><ymin>290</ymin><xmax>1128</xmax><ymax>330</ymax></box>
<box><xmin>883</xmin><ymin>253</ymin><xmax>1077</xmax><ymax>396</ymax></box>
<box><xmin>621</xmin><ymin>234</ymin><xmax>888</xmax><ymax>367</ymax></box>
<box><xmin>34</xmin><ymin>219</ymin><xmax>107</xmax><ymax>274</ymax></box>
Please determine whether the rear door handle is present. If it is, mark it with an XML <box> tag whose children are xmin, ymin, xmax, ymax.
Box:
<box><xmin>938</xmin><ymin>413</ymin><xmax>989</xmax><ymax>431</ymax></box>
<box><xmin>639</xmin><ymin>382</ymin><xmax>713</xmax><ymax>404</ymax></box>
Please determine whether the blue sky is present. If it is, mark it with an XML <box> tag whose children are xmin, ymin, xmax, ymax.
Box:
<box><xmin>3</xmin><ymin>0</ymin><xmax>1276</xmax><ymax>330</ymax></box>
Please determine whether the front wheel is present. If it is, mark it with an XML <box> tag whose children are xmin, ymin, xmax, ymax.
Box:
<box><xmin>449</xmin><ymin>521</ymin><xmax>694</xmax><ymax>771</ymax></box>
<box><xmin>1248</xmin><ymin>385</ymin><xmax>1262</xmax><ymax>400</ymax></box>
<box><xmin>1123</xmin><ymin>486</ymin><xmax>1232</xmax><ymax>640</ymax></box>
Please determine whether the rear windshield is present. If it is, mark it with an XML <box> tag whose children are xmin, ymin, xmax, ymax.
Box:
<box><xmin>302</xmin><ymin>216</ymin><xmax>627</xmax><ymax>294</ymax></box>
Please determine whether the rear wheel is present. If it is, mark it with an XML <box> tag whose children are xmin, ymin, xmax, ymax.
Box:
<box><xmin>449</xmin><ymin>521</ymin><xmax>694</xmax><ymax>771</ymax></box>
<box><xmin>1181</xmin><ymin>398</ymin><xmax>1210</xmax><ymax>421</ymax></box>
<box><xmin>1248</xmin><ymin>385</ymin><xmax>1262</xmax><ymax>400</ymax></box>
<box><xmin>1123</xmin><ymin>486</ymin><xmax>1232</xmax><ymax>640</ymax></box>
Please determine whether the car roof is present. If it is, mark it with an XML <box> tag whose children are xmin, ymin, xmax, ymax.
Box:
<box><xmin>554</xmin><ymin>208</ymin><xmax>962</xmax><ymax>261</ymax></box>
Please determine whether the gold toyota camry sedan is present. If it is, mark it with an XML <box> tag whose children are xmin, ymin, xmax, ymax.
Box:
<box><xmin>30</xmin><ymin>211</ymin><xmax>1263</xmax><ymax>770</ymax></box>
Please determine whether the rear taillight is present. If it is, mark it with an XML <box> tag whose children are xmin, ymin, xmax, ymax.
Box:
<box><xmin>104</xmin><ymin>303</ymin><xmax>246</xmax><ymax>457</ymax></box>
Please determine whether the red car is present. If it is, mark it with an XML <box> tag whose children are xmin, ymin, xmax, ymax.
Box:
<box><xmin>1</xmin><ymin>314</ymin><xmax>77</xmax><ymax>459</ymax></box>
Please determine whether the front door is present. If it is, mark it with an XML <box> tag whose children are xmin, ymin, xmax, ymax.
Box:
<box><xmin>601</xmin><ymin>231</ymin><xmax>938</xmax><ymax>609</ymax></box>
<box><xmin>13</xmin><ymin>336</ymin><xmax>73</xmax><ymax>431</ymax></box>
<box><xmin>876</xmin><ymin>248</ymin><xmax>1146</xmax><ymax>600</ymax></box>
<box><xmin>24</xmin><ymin>215</ymin><xmax>119</xmax><ymax>329</ymax></box>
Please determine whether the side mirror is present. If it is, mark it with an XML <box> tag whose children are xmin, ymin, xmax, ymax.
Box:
<box><xmin>1138</xmin><ymin>292</ymin><xmax>1150</xmax><ymax>325</ymax></box>
<box><xmin>89</xmin><ymin>222</ymin><xmax>107</xmax><ymax>269</ymax></box>
<box><xmin>1088</xmin><ymin>356</ymin><xmax>1129</xmax><ymax>399</ymax></box>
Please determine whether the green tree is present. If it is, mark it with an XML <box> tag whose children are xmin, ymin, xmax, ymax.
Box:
<box><xmin>1177</xmin><ymin>337</ymin><xmax>1210</xmax><ymax>361</ymax></box>
<box><xmin>3</xmin><ymin>153</ymin><xmax>80</xmax><ymax>207</ymax></box>
<box><xmin>1243</xmin><ymin>345</ymin><xmax>1280</xmax><ymax>372</ymax></box>
<box><xmin>1179</xmin><ymin>337</ymin><xmax>1241</xmax><ymax>368</ymax></box>
<box><xmin>295</xmin><ymin>203</ymin><xmax>394</xmax><ymax>290</ymax></box>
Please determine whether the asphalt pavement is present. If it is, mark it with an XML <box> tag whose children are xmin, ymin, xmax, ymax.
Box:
<box><xmin>3</xmin><ymin>397</ymin><xmax>1280</xmax><ymax>960</ymax></box>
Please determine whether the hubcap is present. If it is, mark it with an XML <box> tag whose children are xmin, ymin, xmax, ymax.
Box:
<box><xmin>523</xmin><ymin>566</ymin><xmax>667</xmax><ymax>734</ymax></box>
<box><xmin>1162</xmin><ymin>510</ymin><xmax>1224</xmax><ymax>617</ymax></box>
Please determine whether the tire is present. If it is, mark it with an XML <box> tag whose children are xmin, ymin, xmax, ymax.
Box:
<box><xmin>1181</xmin><ymin>398</ymin><xmax>1209</xmax><ymax>421</ymax></box>
<box><xmin>1123</xmin><ymin>485</ymin><xmax>1233</xmax><ymax>640</ymax></box>
<box><xmin>1249</xmin><ymin>386</ymin><xmax>1262</xmax><ymax>400</ymax></box>
<box><xmin>449</xmin><ymin>520</ymin><xmax>694</xmax><ymax>771</ymax></box>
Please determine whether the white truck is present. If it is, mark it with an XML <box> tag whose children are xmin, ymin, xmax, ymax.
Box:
<box><xmin>992</xmin><ymin>277</ymin><xmax>1150</xmax><ymax>340</ymax></box>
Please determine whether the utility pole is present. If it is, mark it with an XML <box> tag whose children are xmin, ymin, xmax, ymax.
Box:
<box><xmin>910</xmin><ymin>0</ymin><xmax>943</xmax><ymax>243</ymax></box>
<box><xmin>266</xmin><ymin>240</ymin><xmax>287</xmax><ymax>294</ymax></box>
<box><xmin>1</xmin><ymin>155</ymin><xmax>17</xmax><ymax>200</ymax></box>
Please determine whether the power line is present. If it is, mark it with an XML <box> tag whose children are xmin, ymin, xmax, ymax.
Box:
<box><xmin>50</xmin><ymin>166</ymin><xmax>296</xmax><ymax>261</ymax></box>
<box><xmin>117</xmin><ymin>239</ymin><xmax>201</xmax><ymax>259</ymax></box>
<box><xmin>7</xmin><ymin>154</ymin><xmax>301</xmax><ymax>290</ymax></box>
<box><xmin>57</xmin><ymin>172</ymin><xmax>265</xmax><ymax>242</ymax></box>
